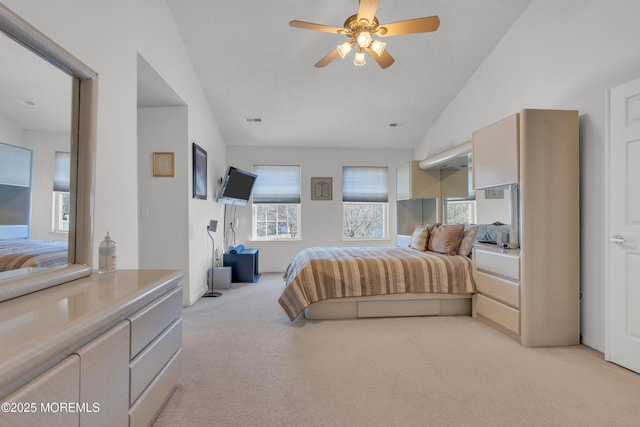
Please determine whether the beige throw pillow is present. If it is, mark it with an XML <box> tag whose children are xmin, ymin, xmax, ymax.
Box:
<box><xmin>457</xmin><ymin>225</ymin><xmax>479</xmax><ymax>257</ymax></box>
<box><xmin>409</xmin><ymin>224</ymin><xmax>433</xmax><ymax>251</ymax></box>
<box><xmin>428</xmin><ymin>224</ymin><xmax>465</xmax><ymax>255</ymax></box>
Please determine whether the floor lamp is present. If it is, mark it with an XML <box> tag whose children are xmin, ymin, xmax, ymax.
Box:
<box><xmin>203</xmin><ymin>220</ymin><xmax>222</xmax><ymax>297</ymax></box>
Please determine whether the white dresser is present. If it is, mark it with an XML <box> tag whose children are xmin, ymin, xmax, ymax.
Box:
<box><xmin>0</xmin><ymin>269</ymin><xmax>183</xmax><ymax>427</ymax></box>
<box><xmin>473</xmin><ymin>245</ymin><xmax>521</xmax><ymax>337</ymax></box>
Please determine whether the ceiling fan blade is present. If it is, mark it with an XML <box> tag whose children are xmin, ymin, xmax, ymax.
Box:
<box><xmin>378</xmin><ymin>16</ymin><xmax>440</xmax><ymax>37</ymax></box>
<box><xmin>289</xmin><ymin>20</ymin><xmax>344</xmax><ymax>34</ymax></box>
<box><xmin>315</xmin><ymin>48</ymin><xmax>341</xmax><ymax>68</ymax></box>
<box><xmin>365</xmin><ymin>47</ymin><xmax>395</xmax><ymax>69</ymax></box>
<box><xmin>357</xmin><ymin>0</ymin><xmax>380</xmax><ymax>24</ymax></box>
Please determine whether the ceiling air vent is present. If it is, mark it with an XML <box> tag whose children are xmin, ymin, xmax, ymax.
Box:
<box><xmin>246</xmin><ymin>117</ymin><xmax>263</xmax><ymax>123</ymax></box>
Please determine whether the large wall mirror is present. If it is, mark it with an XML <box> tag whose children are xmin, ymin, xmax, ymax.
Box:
<box><xmin>418</xmin><ymin>142</ymin><xmax>520</xmax><ymax>248</ymax></box>
<box><xmin>0</xmin><ymin>3</ymin><xmax>97</xmax><ymax>300</ymax></box>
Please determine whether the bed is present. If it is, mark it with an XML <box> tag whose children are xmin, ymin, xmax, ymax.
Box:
<box><xmin>279</xmin><ymin>244</ymin><xmax>476</xmax><ymax>321</ymax></box>
<box><xmin>0</xmin><ymin>239</ymin><xmax>68</xmax><ymax>272</ymax></box>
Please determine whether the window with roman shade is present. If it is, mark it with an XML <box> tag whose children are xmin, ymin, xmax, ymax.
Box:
<box><xmin>252</xmin><ymin>165</ymin><xmax>301</xmax><ymax>240</ymax></box>
<box><xmin>342</xmin><ymin>166</ymin><xmax>389</xmax><ymax>203</ymax></box>
<box><xmin>252</xmin><ymin>165</ymin><xmax>301</xmax><ymax>204</ymax></box>
<box><xmin>342</xmin><ymin>166</ymin><xmax>388</xmax><ymax>239</ymax></box>
<box><xmin>53</xmin><ymin>151</ymin><xmax>70</xmax><ymax>192</ymax></box>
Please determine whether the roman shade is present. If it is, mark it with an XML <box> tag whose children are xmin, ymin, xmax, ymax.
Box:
<box><xmin>53</xmin><ymin>151</ymin><xmax>70</xmax><ymax>192</ymax></box>
<box><xmin>252</xmin><ymin>165</ymin><xmax>301</xmax><ymax>204</ymax></box>
<box><xmin>342</xmin><ymin>166</ymin><xmax>388</xmax><ymax>202</ymax></box>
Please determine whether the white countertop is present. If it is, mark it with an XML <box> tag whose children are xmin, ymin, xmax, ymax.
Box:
<box><xmin>0</xmin><ymin>269</ymin><xmax>183</xmax><ymax>398</ymax></box>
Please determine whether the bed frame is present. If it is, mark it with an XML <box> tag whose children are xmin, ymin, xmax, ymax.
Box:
<box><xmin>303</xmin><ymin>292</ymin><xmax>472</xmax><ymax>320</ymax></box>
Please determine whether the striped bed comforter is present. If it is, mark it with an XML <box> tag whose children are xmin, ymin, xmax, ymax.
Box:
<box><xmin>0</xmin><ymin>239</ymin><xmax>68</xmax><ymax>272</ymax></box>
<box><xmin>278</xmin><ymin>246</ymin><xmax>476</xmax><ymax>320</ymax></box>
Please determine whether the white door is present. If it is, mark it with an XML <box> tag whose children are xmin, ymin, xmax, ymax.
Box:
<box><xmin>606</xmin><ymin>77</ymin><xmax>640</xmax><ymax>373</ymax></box>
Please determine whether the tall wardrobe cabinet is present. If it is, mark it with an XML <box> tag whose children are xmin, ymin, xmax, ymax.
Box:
<box><xmin>472</xmin><ymin>109</ymin><xmax>580</xmax><ymax>347</ymax></box>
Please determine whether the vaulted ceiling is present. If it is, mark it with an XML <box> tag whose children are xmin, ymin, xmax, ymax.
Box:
<box><xmin>166</xmin><ymin>0</ymin><xmax>532</xmax><ymax>150</ymax></box>
<box><xmin>1</xmin><ymin>1</ymin><xmax>532</xmax><ymax>152</ymax></box>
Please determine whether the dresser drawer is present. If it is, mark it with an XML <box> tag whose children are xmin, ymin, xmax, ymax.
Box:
<box><xmin>474</xmin><ymin>249</ymin><xmax>520</xmax><ymax>280</ymax></box>
<box><xmin>130</xmin><ymin>286</ymin><xmax>182</xmax><ymax>358</ymax></box>
<box><xmin>474</xmin><ymin>270</ymin><xmax>520</xmax><ymax>308</ymax></box>
<box><xmin>476</xmin><ymin>294</ymin><xmax>520</xmax><ymax>335</ymax></box>
<box><xmin>130</xmin><ymin>317</ymin><xmax>183</xmax><ymax>405</ymax></box>
<box><xmin>129</xmin><ymin>348</ymin><xmax>182</xmax><ymax>427</ymax></box>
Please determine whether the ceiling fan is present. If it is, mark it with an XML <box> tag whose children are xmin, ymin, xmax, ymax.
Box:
<box><xmin>290</xmin><ymin>0</ymin><xmax>440</xmax><ymax>69</ymax></box>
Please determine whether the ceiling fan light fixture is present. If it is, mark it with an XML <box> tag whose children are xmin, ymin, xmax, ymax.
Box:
<box><xmin>290</xmin><ymin>2</ymin><xmax>440</xmax><ymax>69</ymax></box>
<box><xmin>370</xmin><ymin>40</ymin><xmax>386</xmax><ymax>56</ymax></box>
<box><xmin>355</xmin><ymin>30</ymin><xmax>372</xmax><ymax>48</ymax></box>
<box><xmin>353</xmin><ymin>49</ymin><xmax>366</xmax><ymax>66</ymax></box>
<box><xmin>337</xmin><ymin>41</ymin><xmax>353</xmax><ymax>58</ymax></box>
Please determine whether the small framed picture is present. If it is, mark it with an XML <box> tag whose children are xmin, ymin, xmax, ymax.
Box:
<box><xmin>153</xmin><ymin>152</ymin><xmax>175</xmax><ymax>177</ymax></box>
<box><xmin>311</xmin><ymin>177</ymin><xmax>332</xmax><ymax>201</ymax></box>
<box><xmin>485</xmin><ymin>189</ymin><xmax>504</xmax><ymax>199</ymax></box>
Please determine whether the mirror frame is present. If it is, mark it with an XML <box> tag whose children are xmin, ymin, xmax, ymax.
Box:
<box><xmin>0</xmin><ymin>3</ymin><xmax>96</xmax><ymax>299</ymax></box>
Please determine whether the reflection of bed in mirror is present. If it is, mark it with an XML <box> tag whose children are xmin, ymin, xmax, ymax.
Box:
<box><xmin>0</xmin><ymin>238</ymin><xmax>67</xmax><ymax>272</ymax></box>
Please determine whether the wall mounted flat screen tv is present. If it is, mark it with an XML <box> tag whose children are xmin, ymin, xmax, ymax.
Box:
<box><xmin>216</xmin><ymin>166</ymin><xmax>257</xmax><ymax>206</ymax></box>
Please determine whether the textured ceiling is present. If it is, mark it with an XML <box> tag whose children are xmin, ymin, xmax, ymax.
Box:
<box><xmin>166</xmin><ymin>0</ymin><xmax>532</xmax><ymax>150</ymax></box>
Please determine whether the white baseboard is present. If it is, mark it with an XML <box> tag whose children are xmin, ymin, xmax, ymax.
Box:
<box><xmin>580</xmin><ymin>335</ymin><xmax>604</xmax><ymax>353</ymax></box>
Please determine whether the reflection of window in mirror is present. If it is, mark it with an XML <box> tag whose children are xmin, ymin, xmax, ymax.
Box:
<box><xmin>444</xmin><ymin>198</ymin><xmax>477</xmax><ymax>224</ymax></box>
<box><xmin>52</xmin><ymin>151</ymin><xmax>70</xmax><ymax>233</ymax></box>
<box><xmin>53</xmin><ymin>192</ymin><xmax>70</xmax><ymax>232</ymax></box>
<box><xmin>0</xmin><ymin>24</ymin><xmax>72</xmax><ymax>272</ymax></box>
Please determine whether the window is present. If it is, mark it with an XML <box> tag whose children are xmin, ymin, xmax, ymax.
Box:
<box><xmin>444</xmin><ymin>198</ymin><xmax>477</xmax><ymax>225</ymax></box>
<box><xmin>252</xmin><ymin>165</ymin><xmax>301</xmax><ymax>240</ymax></box>
<box><xmin>52</xmin><ymin>151</ymin><xmax>70</xmax><ymax>232</ymax></box>
<box><xmin>53</xmin><ymin>192</ymin><xmax>70</xmax><ymax>231</ymax></box>
<box><xmin>342</xmin><ymin>166</ymin><xmax>388</xmax><ymax>239</ymax></box>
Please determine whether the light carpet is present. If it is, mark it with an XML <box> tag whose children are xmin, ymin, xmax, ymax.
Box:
<box><xmin>153</xmin><ymin>273</ymin><xmax>640</xmax><ymax>427</ymax></box>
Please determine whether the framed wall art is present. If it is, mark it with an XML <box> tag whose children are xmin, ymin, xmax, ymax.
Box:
<box><xmin>311</xmin><ymin>177</ymin><xmax>332</xmax><ymax>201</ymax></box>
<box><xmin>192</xmin><ymin>143</ymin><xmax>207</xmax><ymax>199</ymax></box>
<box><xmin>152</xmin><ymin>152</ymin><xmax>175</xmax><ymax>177</ymax></box>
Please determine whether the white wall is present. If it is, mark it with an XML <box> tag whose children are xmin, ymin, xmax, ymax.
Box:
<box><xmin>226</xmin><ymin>146</ymin><xmax>413</xmax><ymax>272</ymax></box>
<box><xmin>4</xmin><ymin>0</ymin><xmax>227</xmax><ymax>305</ymax></box>
<box><xmin>414</xmin><ymin>0</ymin><xmax>640</xmax><ymax>351</ymax></box>
<box><xmin>138</xmin><ymin>107</ymin><xmax>192</xmax><ymax>303</ymax></box>
<box><xmin>0</xmin><ymin>113</ymin><xmax>24</xmax><ymax>146</ymax></box>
